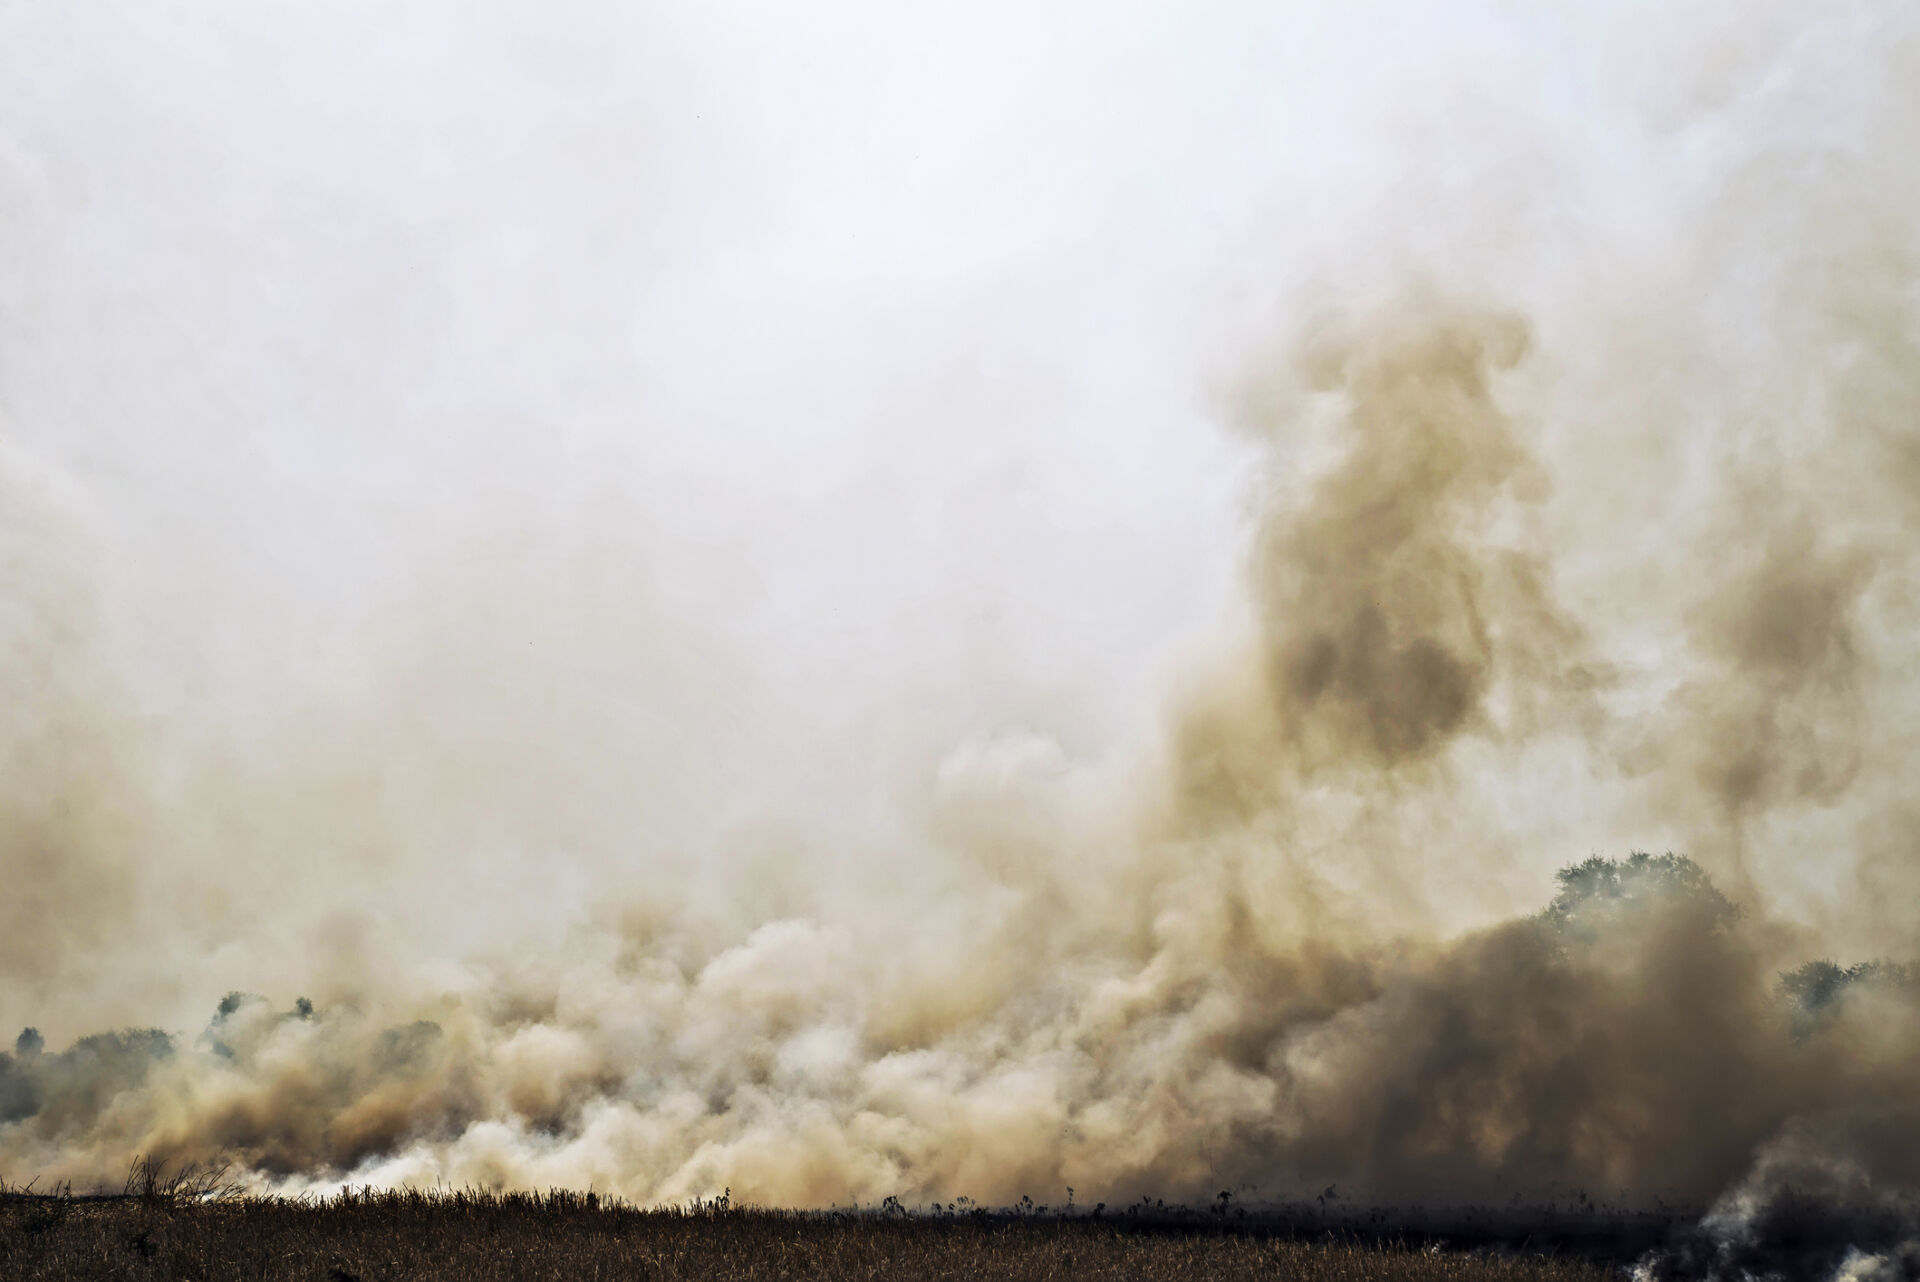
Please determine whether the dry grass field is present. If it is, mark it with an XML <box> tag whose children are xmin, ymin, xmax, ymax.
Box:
<box><xmin>0</xmin><ymin>1187</ymin><xmax>1624</xmax><ymax>1282</ymax></box>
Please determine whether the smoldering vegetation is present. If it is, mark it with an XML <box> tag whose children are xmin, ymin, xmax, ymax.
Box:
<box><xmin>0</xmin><ymin>1189</ymin><xmax>1627</xmax><ymax>1282</ymax></box>
<box><xmin>0</xmin><ymin>1168</ymin><xmax>1911</xmax><ymax>1281</ymax></box>
<box><xmin>4</xmin><ymin>3</ymin><xmax>1920</xmax><ymax>1281</ymax></box>
<box><xmin>6</xmin><ymin>852</ymin><xmax>1919</xmax><ymax>1279</ymax></box>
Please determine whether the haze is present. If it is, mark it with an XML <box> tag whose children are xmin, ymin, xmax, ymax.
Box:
<box><xmin>3</xmin><ymin>0</ymin><xmax>1917</xmax><ymax>1231</ymax></box>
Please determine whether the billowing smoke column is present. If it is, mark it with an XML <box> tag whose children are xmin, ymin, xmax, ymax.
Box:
<box><xmin>3</xmin><ymin>0</ymin><xmax>1920</xmax><ymax>1267</ymax></box>
<box><xmin>6</xmin><ymin>296</ymin><xmax>1919</xmax><ymax>1215</ymax></box>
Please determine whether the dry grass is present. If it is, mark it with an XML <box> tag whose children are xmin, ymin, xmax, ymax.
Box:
<box><xmin>0</xmin><ymin>1187</ymin><xmax>1624</xmax><ymax>1282</ymax></box>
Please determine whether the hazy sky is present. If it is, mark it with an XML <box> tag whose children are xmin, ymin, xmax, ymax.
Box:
<box><xmin>0</xmin><ymin>0</ymin><xmax>1740</xmax><ymax>727</ymax></box>
<box><xmin>5</xmin><ymin>0</ymin><xmax>1911</xmax><ymax>975</ymax></box>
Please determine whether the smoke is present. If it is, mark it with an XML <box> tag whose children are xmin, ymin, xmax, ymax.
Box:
<box><xmin>0</xmin><ymin>443</ymin><xmax>147</xmax><ymax>988</ymax></box>
<box><xmin>3</xmin><ymin>0</ymin><xmax>1919</xmax><ymax>1263</ymax></box>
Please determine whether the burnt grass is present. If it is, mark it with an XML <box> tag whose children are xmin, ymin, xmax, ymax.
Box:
<box><xmin>0</xmin><ymin>1185</ymin><xmax>1688</xmax><ymax>1282</ymax></box>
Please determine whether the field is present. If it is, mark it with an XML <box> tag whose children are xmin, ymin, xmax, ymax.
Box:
<box><xmin>0</xmin><ymin>1187</ymin><xmax>1635</xmax><ymax>1282</ymax></box>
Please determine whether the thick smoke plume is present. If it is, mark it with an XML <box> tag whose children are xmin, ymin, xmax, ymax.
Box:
<box><xmin>3</xmin><ymin>0</ymin><xmax>1919</xmax><ymax>1267</ymax></box>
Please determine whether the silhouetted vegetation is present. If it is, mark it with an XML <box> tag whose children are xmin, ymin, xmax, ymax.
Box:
<box><xmin>0</xmin><ymin>1183</ymin><xmax>1622</xmax><ymax>1282</ymax></box>
<box><xmin>1540</xmin><ymin>852</ymin><xmax>1739</xmax><ymax>939</ymax></box>
<box><xmin>1779</xmin><ymin>958</ymin><xmax>1918</xmax><ymax>1013</ymax></box>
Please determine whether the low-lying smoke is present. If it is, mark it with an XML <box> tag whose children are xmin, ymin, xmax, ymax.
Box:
<box><xmin>7</xmin><ymin>290</ymin><xmax>1919</xmax><ymax>1217</ymax></box>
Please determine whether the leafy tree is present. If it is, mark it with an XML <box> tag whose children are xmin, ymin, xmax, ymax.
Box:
<box><xmin>1541</xmin><ymin>851</ymin><xmax>1738</xmax><ymax>939</ymax></box>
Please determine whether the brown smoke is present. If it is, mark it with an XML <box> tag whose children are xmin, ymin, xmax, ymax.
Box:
<box><xmin>3</xmin><ymin>0</ymin><xmax>1920</xmax><ymax>1244</ymax></box>
<box><xmin>8</xmin><ymin>283</ymin><xmax>1919</xmax><ymax>1212</ymax></box>
<box><xmin>0</xmin><ymin>445</ymin><xmax>144</xmax><ymax>987</ymax></box>
<box><xmin>1172</xmin><ymin>301</ymin><xmax>1595</xmax><ymax>829</ymax></box>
